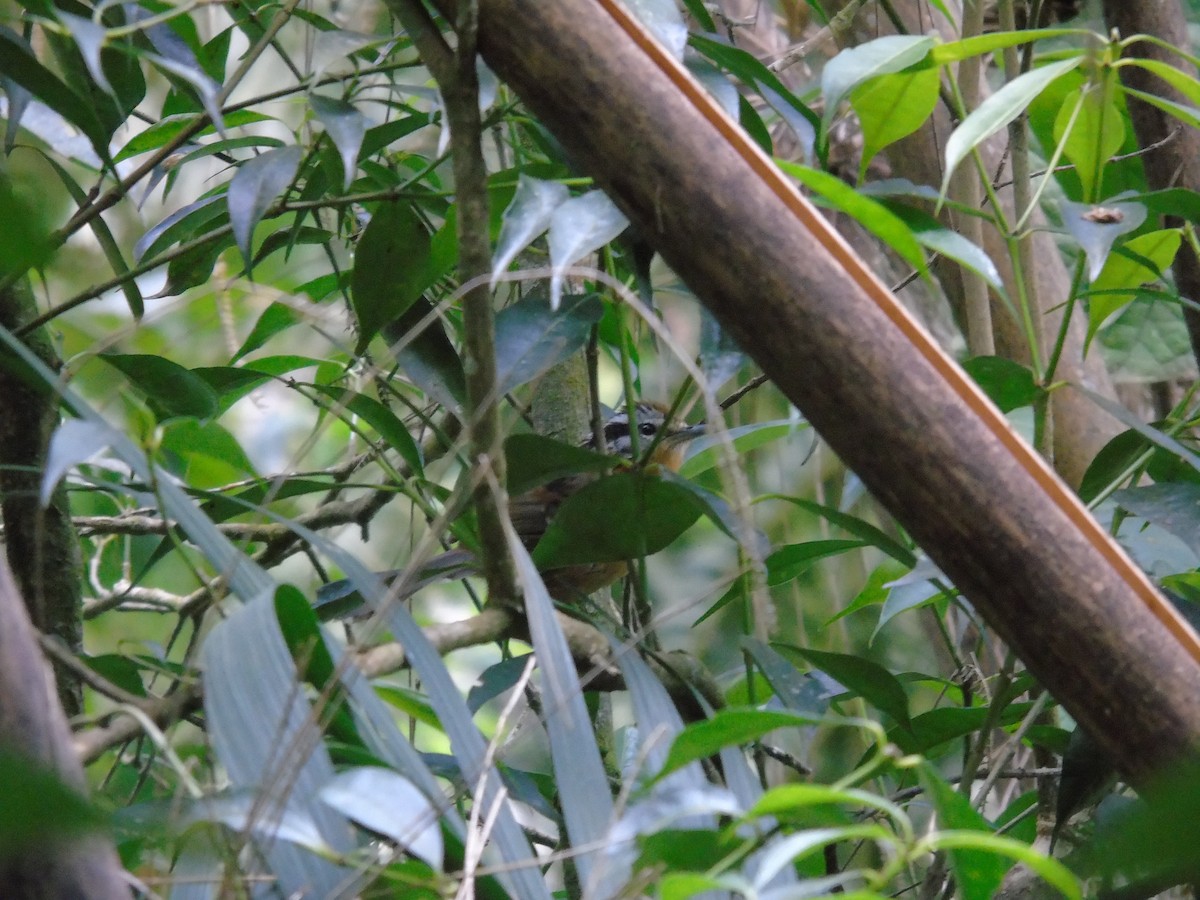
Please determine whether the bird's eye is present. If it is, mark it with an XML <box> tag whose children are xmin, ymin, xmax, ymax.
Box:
<box><xmin>639</xmin><ymin>422</ymin><xmax>657</xmax><ymax>436</ymax></box>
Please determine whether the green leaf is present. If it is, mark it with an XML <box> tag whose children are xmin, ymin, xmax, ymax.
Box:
<box><xmin>231</xmin><ymin>302</ymin><xmax>301</xmax><ymax>363</ymax></box>
<box><xmin>820</xmin><ymin>35</ymin><xmax>935</xmax><ymax>131</ymax></box>
<box><xmin>680</xmin><ymin>419</ymin><xmax>807</xmax><ymax>479</ymax></box>
<box><xmin>114</xmin><ymin>109</ymin><xmax>274</xmax><ymax>163</ymax></box>
<box><xmin>228</xmin><ymin>145</ymin><xmax>302</xmax><ymax>269</ymax></box>
<box><xmin>779</xmin><ymin>161</ymin><xmax>927</xmax><ymax>276</ymax></box>
<box><xmin>1053</xmin><ymin>85</ymin><xmax>1125</xmax><ymax>203</ymax></box>
<box><xmin>494</xmin><ymin>293</ymin><xmax>604</xmax><ymax>394</ymax></box>
<box><xmin>961</xmin><ymin>356</ymin><xmax>1040</xmax><ymax>412</ymax></box>
<box><xmin>101</xmin><ymin>353</ymin><xmax>219</xmax><ymax>421</ymax></box>
<box><xmin>919</xmin><ymin>765</ymin><xmax>1012</xmax><ymax>900</ymax></box>
<box><xmin>1113</xmin><ymin>482</ymin><xmax>1200</xmax><ymax>557</ymax></box>
<box><xmin>852</xmin><ymin>63</ymin><xmax>940</xmax><ymax>181</ymax></box>
<box><xmin>1100</xmin><ymin>295</ymin><xmax>1197</xmax><ymax>384</ymax></box>
<box><xmin>760</xmin><ymin>495</ymin><xmax>915</xmax><ymax>565</ymax></box>
<box><xmin>307</xmin><ymin>385</ymin><xmax>423</xmax><ymax>475</ymax></box>
<box><xmin>742</xmin><ymin>639</ymin><xmax>837</xmax><ymax>716</ymax></box>
<box><xmin>1078</xmin><ymin>428</ymin><xmax>1149</xmax><ymax>504</ymax></box>
<box><xmin>892</xmin><ymin>706</ymin><xmax>994</xmax><ymax>756</ymax></box>
<box><xmin>39</xmin><ymin>152</ymin><xmax>142</xmax><ymax>317</ymax></box>
<box><xmin>352</xmin><ymin>202</ymin><xmax>437</xmax><ymax>353</ymax></box>
<box><xmin>382</xmin><ymin>298</ymin><xmax>467</xmax><ymax>413</ymax></box>
<box><xmin>504</xmin><ymin>434</ymin><xmax>615</xmax><ymax>495</ymax></box>
<box><xmin>886</xmin><ymin>203</ymin><xmax>1005</xmax><ymax>296</ymax></box>
<box><xmin>309</xmin><ymin>93</ymin><xmax>367</xmax><ymax>192</ymax></box>
<box><xmin>1087</xmin><ymin>228</ymin><xmax>1182</xmax><ymax>343</ymax></box>
<box><xmin>659</xmin><ymin>708</ymin><xmax>819</xmax><ymax>781</ymax></box>
<box><xmin>928</xmin><ymin>28</ymin><xmax>1084</xmax><ymax>64</ymax></box>
<box><xmin>942</xmin><ymin>57</ymin><xmax>1082</xmax><ymax>196</ymax></box>
<box><xmin>0</xmin><ymin>26</ymin><xmax>112</xmax><ymax>164</ymax></box>
<box><xmin>766</xmin><ymin>539</ymin><xmax>869</xmax><ymax>585</ymax></box>
<box><xmin>782</xmin><ymin>645</ymin><xmax>912</xmax><ymax>729</ymax></box>
<box><xmin>531</xmin><ymin>471</ymin><xmax>706</xmax><ymax>568</ymax></box>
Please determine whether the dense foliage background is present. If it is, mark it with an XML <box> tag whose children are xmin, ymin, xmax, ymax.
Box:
<box><xmin>5</xmin><ymin>0</ymin><xmax>1200</xmax><ymax>897</ymax></box>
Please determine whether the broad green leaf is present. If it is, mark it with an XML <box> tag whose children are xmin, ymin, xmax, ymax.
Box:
<box><xmin>309</xmin><ymin>29</ymin><xmax>385</xmax><ymax>80</ymax></box>
<box><xmin>0</xmin><ymin>170</ymin><xmax>54</xmax><ymax>274</ymax></box>
<box><xmin>307</xmin><ymin>385</ymin><xmax>423</xmax><ymax>475</ymax></box>
<box><xmin>0</xmin><ymin>26</ymin><xmax>111</xmax><ymax>164</ymax></box>
<box><xmin>919</xmin><ymin>765</ymin><xmax>1012</xmax><ymax>900</ymax></box>
<box><xmin>57</xmin><ymin>12</ymin><xmax>113</xmax><ymax>97</ymax></box>
<box><xmin>531</xmin><ymin>471</ymin><xmax>706</xmax><ymax>568</ymax></box>
<box><xmin>504</xmin><ymin>434</ymin><xmax>615</xmax><ymax>495</ymax></box>
<box><xmin>1060</xmin><ymin>196</ymin><xmax>1147</xmax><ymax>281</ymax></box>
<box><xmin>1087</xmin><ymin>228</ymin><xmax>1181</xmax><ymax>342</ymax></box>
<box><xmin>761</xmin><ymin>495</ymin><xmax>915</xmax><ymax>565</ymax></box>
<box><xmin>876</xmin><ymin>571</ymin><xmax>947</xmax><ymax>636</ymax></box>
<box><xmin>160</xmin><ymin>420</ymin><xmax>258</xmax><ymax>487</ymax></box>
<box><xmin>1122</xmin><ymin>86</ymin><xmax>1200</xmax><ymax>132</ymax></box>
<box><xmin>547</xmin><ymin>190</ymin><xmax>628</xmax><ymax>309</ymax></box>
<box><xmin>383</xmin><ymin>299</ymin><xmax>467</xmax><ymax>413</ymax></box>
<box><xmin>961</xmin><ymin>356</ymin><xmax>1040</xmax><ymax>412</ymax></box>
<box><xmin>891</xmin><ymin>706</ymin><xmax>994</xmax><ymax>756</ymax></box>
<box><xmin>309</xmin><ymin>93</ymin><xmax>367</xmax><ymax>191</ymax></box>
<box><xmin>1080</xmin><ymin>386</ymin><xmax>1200</xmax><ymax>475</ymax></box>
<box><xmin>784</xmin><ymin>645</ymin><xmax>912</xmax><ymax>729</ymax></box>
<box><xmin>1113</xmin><ymin>483</ymin><xmax>1200</xmax><ymax>557</ymax></box>
<box><xmin>135</xmin><ymin>193</ymin><xmax>226</xmax><ymax>261</ymax></box>
<box><xmin>1078</xmin><ymin>428</ymin><xmax>1150</xmax><ymax>504</ymax></box>
<box><xmin>115</xmin><ymin>110</ymin><xmax>274</xmax><ymax>163</ymax></box>
<box><xmin>743</xmin><ymin>639</ymin><xmax>838</xmax><ymax>717</ymax></box>
<box><xmin>1100</xmin><ymin>296</ymin><xmax>1197</xmax><ymax>384</ymax></box>
<box><xmin>689</xmin><ymin>34</ymin><xmax>819</xmax><ymax>156</ymax></box>
<box><xmin>101</xmin><ymin>353</ymin><xmax>219</xmax><ymax>421</ymax></box>
<box><xmin>886</xmin><ymin>202</ymin><xmax>1006</xmax><ymax>295</ymax></box>
<box><xmin>928</xmin><ymin>28</ymin><xmax>1084</xmax><ymax>64</ymax></box>
<box><xmin>1053</xmin><ymin>86</ymin><xmax>1124</xmax><ymax>203</ymax></box>
<box><xmin>779</xmin><ymin>161</ymin><xmax>927</xmax><ymax>276</ymax></box>
<box><xmin>821</xmin><ymin>35</ymin><xmax>935</xmax><ymax>130</ymax></box>
<box><xmin>490</xmin><ymin>175</ymin><xmax>569</xmax><ymax>285</ymax></box>
<box><xmin>751</xmin><ymin>783</ymin><xmax>910</xmax><ymax>834</ymax></box>
<box><xmin>943</xmin><ymin>57</ymin><xmax>1082</xmax><ymax>196</ymax></box>
<box><xmin>766</xmin><ymin>539</ymin><xmax>869</xmax><ymax>585</ymax></box>
<box><xmin>353</xmin><ymin>203</ymin><xmax>437</xmax><ymax>353</ymax></box>
<box><xmin>228</xmin><ymin>145</ymin><xmax>302</xmax><ymax>269</ymax></box>
<box><xmin>1125</xmin><ymin>57</ymin><xmax>1200</xmax><ymax>108</ymax></box>
<box><xmin>145</xmin><ymin>52</ymin><xmax>226</xmax><ymax>136</ymax></box>
<box><xmin>659</xmin><ymin>708</ymin><xmax>820</xmax><ymax>780</ymax></box>
<box><xmin>927</xmin><ymin>831</ymin><xmax>1080</xmax><ymax>900</ymax></box>
<box><xmin>852</xmin><ymin>63</ymin><xmax>940</xmax><ymax>182</ymax></box>
<box><xmin>494</xmin><ymin>293</ymin><xmax>604</xmax><ymax>394</ymax></box>
<box><xmin>231</xmin><ymin>302</ymin><xmax>302</xmax><ymax>363</ymax></box>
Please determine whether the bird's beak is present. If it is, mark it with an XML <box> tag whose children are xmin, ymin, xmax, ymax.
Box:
<box><xmin>668</xmin><ymin>421</ymin><xmax>707</xmax><ymax>444</ymax></box>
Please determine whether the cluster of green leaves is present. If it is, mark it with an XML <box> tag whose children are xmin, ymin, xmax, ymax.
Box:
<box><xmin>7</xmin><ymin>0</ymin><xmax>1200</xmax><ymax>897</ymax></box>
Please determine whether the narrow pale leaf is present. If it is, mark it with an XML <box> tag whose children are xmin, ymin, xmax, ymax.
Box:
<box><xmin>491</xmin><ymin>175</ymin><xmax>569</xmax><ymax>286</ymax></box>
<box><xmin>319</xmin><ymin>768</ymin><xmax>442</xmax><ymax>868</ymax></box>
<box><xmin>228</xmin><ymin>146</ymin><xmax>302</xmax><ymax>269</ymax></box>
<box><xmin>942</xmin><ymin>57</ymin><xmax>1082</xmax><ymax>196</ymax></box>
<box><xmin>547</xmin><ymin>190</ymin><xmax>629</xmax><ymax>309</ymax></box>
<box><xmin>309</xmin><ymin>93</ymin><xmax>367</xmax><ymax>191</ymax></box>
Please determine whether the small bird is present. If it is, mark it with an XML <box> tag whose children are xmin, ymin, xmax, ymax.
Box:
<box><xmin>315</xmin><ymin>402</ymin><xmax>705</xmax><ymax>614</ymax></box>
<box><xmin>510</xmin><ymin>401</ymin><xmax>705</xmax><ymax>600</ymax></box>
